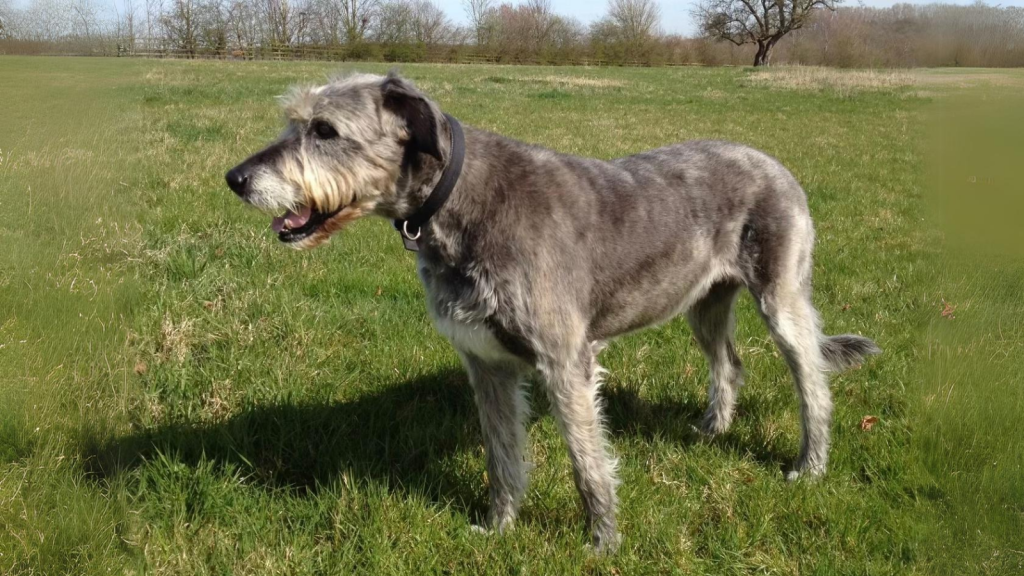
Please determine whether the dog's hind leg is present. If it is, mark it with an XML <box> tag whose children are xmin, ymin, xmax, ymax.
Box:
<box><xmin>538</xmin><ymin>341</ymin><xmax>620</xmax><ymax>552</ymax></box>
<box><xmin>740</xmin><ymin>200</ymin><xmax>833</xmax><ymax>480</ymax></box>
<box><xmin>462</xmin><ymin>354</ymin><xmax>531</xmax><ymax>532</ymax></box>
<box><xmin>758</xmin><ymin>285</ymin><xmax>831</xmax><ymax>480</ymax></box>
<box><xmin>687</xmin><ymin>280</ymin><xmax>745</xmax><ymax>435</ymax></box>
<box><xmin>747</xmin><ymin>237</ymin><xmax>832</xmax><ymax>480</ymax></box>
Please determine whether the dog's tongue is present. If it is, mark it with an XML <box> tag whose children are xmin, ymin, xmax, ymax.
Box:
<box><xmin>271</xmin><ymin>206</ymin><xmax>312</xmax><ymax>233</ymax></box>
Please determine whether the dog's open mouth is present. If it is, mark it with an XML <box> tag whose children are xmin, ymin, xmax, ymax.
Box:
<box><xmin>270</xmin><ymin>205</ymin><xmax>342</xmax><ymax>243</ymax></box>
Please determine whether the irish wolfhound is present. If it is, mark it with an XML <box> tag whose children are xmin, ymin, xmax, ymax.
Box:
<box><xmin>225</xmin><ymin>72</ymin><xmax>880</xmax><ymax>551</ymax></box>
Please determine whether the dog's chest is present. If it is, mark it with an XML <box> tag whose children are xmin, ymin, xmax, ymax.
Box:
<box><xmin>417</xmin><ymin>258</ymin><xmax>519</xmax><ymax>363</ymax></box>
<box><xmin>432</xmin><ymin>316</ymin><xmax>515</xmax><ymax>362</ymax></box>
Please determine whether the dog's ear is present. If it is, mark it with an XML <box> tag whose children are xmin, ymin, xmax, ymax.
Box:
<box><xmin>381</xmin><ymin>72</ymin><xmax>443</xmax><ymax>162</ymax></box>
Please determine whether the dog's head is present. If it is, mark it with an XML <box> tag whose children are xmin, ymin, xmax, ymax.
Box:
<box><xmin>225</xmin><ymin>72</ymin><xmax>449</xmax><ymax>249</ymax></box>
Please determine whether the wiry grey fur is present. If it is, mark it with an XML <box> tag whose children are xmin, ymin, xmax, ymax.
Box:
<box><xmin>226</xmin><ymin>71</ymin><xmax>881</xmax><ymax>552</ymax></box>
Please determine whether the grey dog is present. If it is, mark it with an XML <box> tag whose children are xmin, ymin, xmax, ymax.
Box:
<box><xmin>225</xmin><ymin>71</ymin><xmax>880</xmax><ymax>551</ymax></box>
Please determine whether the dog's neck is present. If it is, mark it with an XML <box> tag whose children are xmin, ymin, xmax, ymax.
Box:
<box><xmin>377</xmin><ymin>115</ymin><xmax>457</xmax><ymax>222</ymax></box>
<box><xmin>392</xmin><ymin>114</ymin><xmax>465</xmax><ymax>250</ymax></box>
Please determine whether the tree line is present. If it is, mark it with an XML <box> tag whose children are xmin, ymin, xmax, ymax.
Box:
<box><xmin>1</xmin><ymin>0</ymin><xmax>1022</xmax><ymax>67</ymax></box>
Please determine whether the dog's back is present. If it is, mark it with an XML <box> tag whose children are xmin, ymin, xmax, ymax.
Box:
<box><xmin>442</xmin><ymin>133</ymin><xmax>811</xmax><ymax>341</ymax></box>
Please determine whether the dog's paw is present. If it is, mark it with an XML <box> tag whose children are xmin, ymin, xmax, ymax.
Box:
<box><xmin>585</xmin><ymin>531</ymin><xmax>622</xmax><ymax>556</ymax></box>
<box><xmin>471</xmin><ymin>516</ymin><xmax>515</xmax><ymax>536</ymax></box>
<box><xmin>786</xmin><ymin>463</ymin><xmax>826</xmax><ymax>482</ymax></box>
<box><xmin>700</xmin><ymin>408</ymin><xmax>733</xmax><ymax>437</ymax></box>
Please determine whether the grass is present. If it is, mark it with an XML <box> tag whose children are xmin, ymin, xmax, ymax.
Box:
<box><xmin>0</xmin><ymin>56</ymin><xmax>1021</xmax><ymax>575</ymax></box>
<box><xmin>743</xmin><ymin>66</ymin><xmax>914</xmax><ymax>97</ymax></box>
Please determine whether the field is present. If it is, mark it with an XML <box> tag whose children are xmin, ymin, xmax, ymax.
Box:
<box><xmin>0</xmin><ymin>57</ymin><xmax>1021</xmax><ymax>575</ymax></box>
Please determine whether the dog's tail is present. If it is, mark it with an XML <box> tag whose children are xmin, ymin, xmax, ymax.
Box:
<box><xmin>820</xmin><ymin>334</ymin><xmax>881</xmax><ymax>372</ymax></box>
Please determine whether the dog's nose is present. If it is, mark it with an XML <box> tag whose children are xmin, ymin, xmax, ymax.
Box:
<box><xmin>225</xmin><ymin>166</ymin><xmax>250</xmax><ymax>197</ymax></box>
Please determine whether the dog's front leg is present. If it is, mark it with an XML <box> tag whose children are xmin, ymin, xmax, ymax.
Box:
<box><xmin>538</xmin><ymin>344</ymin><xmax>621</xmax><ymax>553</ymax></box>
<box><xmin>461</xmin><ymin>353</ymin><xmax>531</xmax><ymax>533</ymax></box>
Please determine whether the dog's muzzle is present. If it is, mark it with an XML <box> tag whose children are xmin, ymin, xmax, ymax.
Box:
<box><xmin>225</xmin><ymin>161</ymin><xmax>347</xmax><ymax>245</ymax></box>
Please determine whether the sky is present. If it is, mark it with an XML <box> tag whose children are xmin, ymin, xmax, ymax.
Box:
<box><xmin>9</xmin><ymin>0</ymin><xmax>1024</xmax><ymax>36</ymax></box>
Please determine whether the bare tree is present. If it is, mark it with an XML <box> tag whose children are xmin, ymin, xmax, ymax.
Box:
<box><xmin>463</xmin><ymin>0</ymin><xmax>491</xmax><ymax>45</ymax></box>
<box><xmin>307</xmin><ymin>0</ymin><xmax>343</xmax><ymax>44</ymax></box>
<box><xmin>162</xmin><ymin>0</ymin><xmax>199</xmax><ymax>55</ymax></box>
<box><xmin>112</xmin><ymin>0</ymin><xmax>139</xmax><ymax>53</ymax></box>
<box><xmin>524</xmin><ymin>0</ymin><xmax>554</xmax><ymax>50</ymax></box>
<box><xmin>410</xmin><ymin>0</ymin><xmax>451</xmax><ymax>46</ymax></box>
<box><xmin>198</xmin><ymin>0</ymin><xmax>228</xmax><ymax>51</ymax></box>
<box><xmin>262</xmin><ymin>0</ymin><xmax>311</xmax><ymax>46</ymax></box>
<box><xmin>607</xmin><ymin>0</ymin><xmax>659</xmax><ymax>49</ymax></box>
<box><xmin>693</xmin><ymin>0</ymin><xmax>839</xmax><ymax>66</ymax></box>
<box><xmin>70</xmin><ymin>0</ymin><xmax>100</xmax><ymax>38</ymax></box>
<box><xmin>373</xmin><ymin>0</ymin><xmax>410</xmax><ymax>44</ymax></box>
<box><xmin>227</xmin><ymin>0</ymin><xmax>259</xmax><ymax>50</ymax></box>
<box><xmin>341</xmin><ymin>0</ymin><xmax>376</xmax><ymax>43</ymax></box>
<box><xmin>21</xmin><ymin>0</ymin><xmax>65</xmax><ymax>41</ymax></box>
<box><xmin>0</xmin><ymin>0</ymin><xmax>13</xmax><ymax>39</ymax></box>
<box><xmin>143</xmin><ymin>0</ymin><xmax>162</xmax><ymax>47</ymax></box>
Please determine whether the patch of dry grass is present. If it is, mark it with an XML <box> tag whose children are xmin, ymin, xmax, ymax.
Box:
<box><xmin>744</xmin><ymin>66</ymin><xmax>914</xmax><ymax>97</ymax></box>
<box><xmin>522</xmin><ymin>74</ymin><xmax>628</xmax><ymax>88</ymax></box>
<box><xmin>157</xmin><ymin>314</ymin><xmax>196</xmax><ymax>363</ymax></box>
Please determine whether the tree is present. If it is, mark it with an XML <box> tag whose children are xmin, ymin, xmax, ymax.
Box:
<box><xmin>373</xmin><ymin>0</ymin><xmax>411</xmax><ymax>44</ymax></box>
<box><xmin>607</xmin><ymin>0</ymin><xmax>659</xmax><ymax>50</ymax></box>
<box><xmin>113</xmin><ymin>0</ymin><xmax>139</xmax><ymax>53</ymax></box>
<box><xmin>0</xmin><ymin>0</ymin><xmax>13</xmax><ymax>39</ymax></box>
<box><xmin>143</xmin><ymin>0</ymin><xmax>163</xmax><ymax>48</ymax></box>
<box><xmin>463</xmin><ymin>0</ymin><xmax>491</xmax><ymax>46</ymax></box>
<box><xmin>198</xmin><ymin>0</ymin><xmax>228</xmax><ymax>51</ymax></box>
<box><xmin>20</xmin><ymin>0</ymin><xmax>66</xmax><ymax>41</ymax></box>
<box><xmin>261</xmin><ymin>0</ymin><xmax>312</xmax><ymax>46</ymax></box>
<box><xmin>523</xmin><ymin>0</ymin><xmax>554</xmax><ymax>51</ymax></box>
<box><xmin>341</xmin><ymin>0</ymin><xmax>376</xmax><ymax>44</ymax></box>
<box><xmin>162</xmin><ymin>0</ymin><xmax>199</xmax><ymax>55</ymax></box>
<box><xmin>693</xmin><ymin>0</ymin><xmax>839</xmax><ymax>66</ymax></box>
<box><xmin>410</xmin><ymin>0</ymin><xmax>453</xmax><ymax>46</ymax></box>
<box><xmin>307</xmin><ymin>0</ymin><xmax>343</xmax><ymax>44</ymax></box>
<box><xmin>70</xmin><ymin>0</ymin><xmax>99</xmax><ymax>38</ymax></box>
<box><xmin>227</xmin><ymin>0</ymin><xmax>260</xmax><ymax>51</ymax></box>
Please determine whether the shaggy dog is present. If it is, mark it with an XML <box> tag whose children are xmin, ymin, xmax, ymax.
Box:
<box><xmin>225</xmin><ymin>72</ymin><xmax>880</xmax><ymax>551</ymax></box>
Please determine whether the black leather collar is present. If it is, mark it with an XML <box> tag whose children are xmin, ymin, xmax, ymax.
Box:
<box><xmin>394</xmin><ymin>113</ymin><xmax>464</xmax><ymax>250</ymax></box>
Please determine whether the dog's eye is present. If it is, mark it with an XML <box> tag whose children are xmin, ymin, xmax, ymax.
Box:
<box><xmin>312</xmin><ymin>120</ymin><xmax>338</xmax><ymax>140</ymax></box>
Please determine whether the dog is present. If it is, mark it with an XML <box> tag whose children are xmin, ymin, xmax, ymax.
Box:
<box><xmin>225</xmin><ymin>71</ymin><xmax>880</xmax><ymax>552</ymax></box>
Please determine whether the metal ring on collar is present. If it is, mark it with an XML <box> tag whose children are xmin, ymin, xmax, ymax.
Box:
<box><xmin>402</xmin><ymin>221</ymin><xmax>422</xmax><ymax>241</ymax></box>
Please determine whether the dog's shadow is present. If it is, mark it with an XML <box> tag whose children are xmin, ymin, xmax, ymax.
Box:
<box><xmin>83</xmin><ymin>368</ymin><xmax>788</xmax><ymax>514</ymax></box>
<box><xmin>84</xmin><ymin>369</ymin><xmax>489</xmax><ymax>515</ymax></box>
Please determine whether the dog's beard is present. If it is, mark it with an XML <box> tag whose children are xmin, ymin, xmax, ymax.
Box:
<box><xmin>245</xmin><ymin>169</ymin><xmax>389</xmax><ymax>249</ymax></box>
<box><xmin>240</xmin><ymin>149</ymin><xmax>399</xmax><ymax>248</ymax></box>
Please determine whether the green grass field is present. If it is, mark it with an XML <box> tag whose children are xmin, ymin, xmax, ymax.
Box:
<box><xmin>0</xmin><ymin>57</ymin><xmax>1021</xmax><ymax>575</ymax></box>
